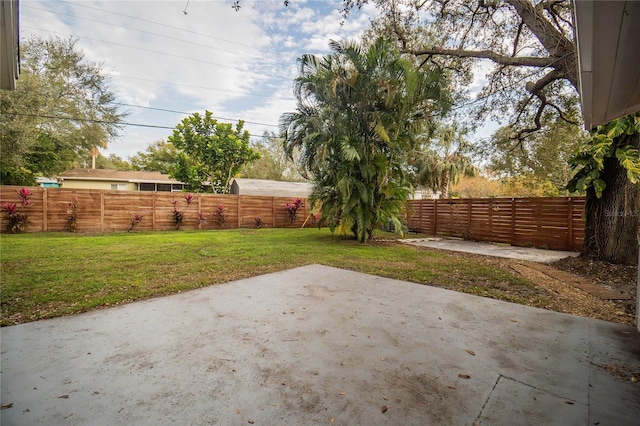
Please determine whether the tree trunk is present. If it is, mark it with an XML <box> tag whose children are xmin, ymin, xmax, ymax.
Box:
<box><xmin>582</xmin><ymin>133</ymin><xmax>640</xmax><ymax>265</ymax></box>
<box><xmin>440</xmin><ymin>170</ymin><xmax>450</xmax><ymax>199</ymax></box>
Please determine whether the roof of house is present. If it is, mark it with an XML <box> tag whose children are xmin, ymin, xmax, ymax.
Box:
<box><xmin>58</xmin><ymin>169</ymin><xmax>183</xmax><ymax>184</ymax></box>
<box><xmin>230</xmin><ymin>178</ymin><xmax>312</xmax><ymax>198</ymax></box>
<box><xmin>574</xmin><ymin>1</ymin><xmax>640</xmax><ymax>129</ymax></box>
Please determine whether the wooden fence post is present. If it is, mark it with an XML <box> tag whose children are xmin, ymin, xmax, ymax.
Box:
<box><xmin>467</xmin><ymin>198</ymin><xmax>472</xmax><ymax>238</ymax></box>
<box><xmin>42</xmin><ymin>188</ymin><xmax>48</xmax><ymax>231</ymax></box>
<box><xmin>272</xmin><ymin>197</ymin><xmax>276</xmax><ymax>228</ymax></box>
<box><xmin>100</xmin><ymin>192</ymin><xmax>105</xmax><ymax>232</ymax></box>
<box><xmin>152</xmin><ymin>192</ymin><xmax>156</xmax><ymax>231</ymax></box>
<box><xmin>567</xmin><ymin>197</ymin><xmax>574</xmax><ymax>250</ymax></box>
<box><xmin>510</xmin><ymin>198</ymin><xmax>516</xmax><ymax>245</ymax></box>
<box><xmin>433</xmin><ymin>199</ymin><xmax>438</xmax><ymax>235</ymax></box>
<box><xmin>237</xmin><ymin>196</ymin><xmax>242</xmax><ymax>228</ymax></box>
<box><xmin>198</xmin><ymin>194</ymin><xmax>202</xmax><ymax>222</ymax></box>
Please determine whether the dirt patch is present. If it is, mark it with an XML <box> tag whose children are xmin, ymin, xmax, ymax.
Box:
<box><xmin>391</xmin><ymin>240</ymin><xmax>637</xmax><ymax>326</ymax></box>
<box><xmin>552</xmin><ymin>256</ymin><xmax>637</xmax><ymax>325</ymax></box>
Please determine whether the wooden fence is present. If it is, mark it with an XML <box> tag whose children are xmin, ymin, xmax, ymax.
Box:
<box><xmin>0</xmin><ymin>186</ymin><xmax>316</xmax><ymax>233</ymax></box>
<box><xmin>406</xmin><ymin>197</ymin><xmax>585</xmax><ymax>251</ymax></box>
<box><xmin>1</xmin><ymin>187</ymin><xmax>585</xmax><ymax>251</ymax></box>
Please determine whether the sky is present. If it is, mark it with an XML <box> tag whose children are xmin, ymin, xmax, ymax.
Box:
<box><xmin>19</xmin><ymin>0</ymin><xmax>381</xmax><ymax>159</ymax></box>
<box><xmin>19</xmin><ymin>0</ymin><xmax>496</xmax><ymax>162</ymax></box>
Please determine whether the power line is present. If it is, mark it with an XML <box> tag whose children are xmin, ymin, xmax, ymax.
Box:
<box><xmin>21</xmin><ymin>5</ymin><xmax>268</xmax><ymax>61</ymax></box>
<box><xmin>21</xmin><ymin>26</ymin><xmax>266</xmax><ymax>77</ymax></box>
<box><xmin>9</xmin><ymin>112</ymin><xmax>174</xmax><ymax>130</ymax></box>
<box><xmin>6</xmin><ymin>112</ymin><xmax>281</xmax><ymax>139</ymax></box>
<box><xmin>113</xmin><ymin>103</ymin><xmax>279</xmax><ymax>128</ymax></box>
<box><xmin>58</xmin><ymin>0</ymin><xmax>265</xmax><ymax>52</ymax></box>
<box><xmin>111</xmin><ymin>75</ymin><xmax>294</xmax><ymax>101</ymax></box>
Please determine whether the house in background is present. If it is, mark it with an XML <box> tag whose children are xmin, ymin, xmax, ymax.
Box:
<box><xmin>230</xmin><ymin>178</ymin><xmax>312</xmax><ymax>198</ymax></box>
<box><xmin>58</xmin><ymin>169</ymin><xmax>184</xmax><ymax>192</ymax></box>
<box><xmin>36</xmin><ymin>177</ymin><xmax>61</xmax><ymax>188</ymax></box>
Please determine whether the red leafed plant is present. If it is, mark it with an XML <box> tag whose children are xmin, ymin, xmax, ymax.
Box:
<box><xmin>212</xmin><ymin>204</ymin><xmax>226</xmax><ymax>228</ymax></box>
<box><xmin>284</xmin><ymin>198</ymin><xmax>304</xmax><ymax>224</ymax></box>
<box><xmin>66</xmin><ymin>198</ymin><xmax>79</xmax><ymax>232</ymax></box>
<box><xmin>128</xmin><ymin>214</ymin><xmax>143</xmax><ymax>232</ymax></box>
<box><xmin>171</xmin><ymin>194</ymin><xmax>194</xmax><ymax>230</ymax></box>
<box><xmin>2</xmin><ymin>187</ymin><xmax>32</xmax><ymax>233</ymax></box>
<box><xmin>198</xmin><ymin>212</ymin><xmax>207</xmax><ymax>230</ymax></box>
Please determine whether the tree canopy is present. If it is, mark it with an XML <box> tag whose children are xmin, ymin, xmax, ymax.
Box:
<box><xmin>0</xmin><ymin>36</ymin><xmax>124</xmax><ymax>185</ymax></box>
<box><xmin>167</xmin><ymin>111</ymin><xmax>260</xmax><ymax>193</ymax></box>
<box><xmin>413</xmin><ymin>123</ymin><xmax>477</xmax><ymax>198</ymax></box>
<box><xmin>340</xmin><ymin>0</ymin><xmax>580</xmax><ymax>139</ymax></box>
<box><xmin>487</xmin><ymin>103</ymin><xmax>589</xmax><ymax>195</ymax></box>
<box><xmin>130</xmin><ymin>140</ymin><xmax>179</xmax><ymax>175</ymax></box>
<box><xmin>240</xmin><ymin>132</ymin><xmax>304</xmax><ymax>181</ymax></box>
<box><xmin>281</xmin><ymin>37</ymin><xmax>450</xmax><ymax>242</ymax></box>
<box><xmin>339</xmin><ymin>0</ymin><xmax>639</xmax><ymax>264</ymax></box>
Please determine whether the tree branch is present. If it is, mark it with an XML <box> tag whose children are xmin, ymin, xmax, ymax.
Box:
<box><xmin>513</xmin><ymin>68</ymin><xmax>577</xmax><ymax>139</ymax></box>
<box><xmin>405</xmin><ymin>47</ymin><xmax>556</xmax><ymax>68</ymax></box>
<box><xmin>505</xmin><ymin>0</ymin><xmax>577</xmax><ymax>88</ymax></box>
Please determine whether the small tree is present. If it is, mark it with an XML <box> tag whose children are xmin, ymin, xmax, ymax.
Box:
<box><xmin>66</xmin><ymin>198</ymin><xmax>79</xmax><ymax>232</ymax></box>
<box><xmin>281</xmin><ymin>37</ymin><xmax>449</xmax><ymax>242</ymax></box>
<box><xmin>212</xmin><ymin>205</ymin><xmax>226</xmax><ymax>228</ymax></box>
<box><xmin>168</xmin><ymin>111</ymin><xmax>260</xmax><ymax>193</ymax></box>
<box><xmin>128</xmin><ymin>214</ymin><xmax>143</xmax><ymax>232</ymax></box>
<box><xmin>2</xmin><ymin>187</ymin><xmax>31</xmax><ymax>233</ymax></box>
<box><xmin>171</xmin><ymin>194</ymin><xmax>194</xmax><ymax>230</ymax></box>
<box><xmin>413</xmin><ymin>124</ymin><xmax>476</xmax><ymax>199</ymax></box>
<box><xmin>284</xmin><ymin>199</ymin><xmax>304</xmax><ymax>224</ymax></box>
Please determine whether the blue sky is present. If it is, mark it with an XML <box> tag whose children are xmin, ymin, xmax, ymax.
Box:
<box><xmin>20</xmin><ymin>0</ymin><xmax>379</xmax><ymax>159</ymax></box>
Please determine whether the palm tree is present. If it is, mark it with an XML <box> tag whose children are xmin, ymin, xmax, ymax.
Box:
<box><xmin>280</xmin><ymin>37</ymin><xmax>449</xmax><ymax>242</ymax></box>
<box><xmin>414</xmin><ymin>123</ymin><xmax>476</xmax><ymax>198</ymax></box>
<box><xmin>78</xmin><ymin>123</ymin><xmax>107</xmax><ymax>169</ymax></box>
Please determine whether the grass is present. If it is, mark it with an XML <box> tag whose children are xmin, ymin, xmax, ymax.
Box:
<box><xmin>0</xmin><ymin>228</ymin><xmax>549</xmax><ymax>326</ymax></box>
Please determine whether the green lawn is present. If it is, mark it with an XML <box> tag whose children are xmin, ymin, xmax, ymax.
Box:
<box><xmin>0</xmin><ymin>228</ymin><xmax>548</xmax><ymax>326</ymax></box>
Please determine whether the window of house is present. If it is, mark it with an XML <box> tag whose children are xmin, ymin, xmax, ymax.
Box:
<box><xmin>156</xmin><ymin>183</ymin><xmax>172</xmax><ymax>192</ymax></box>
<box><xmin>139</xmin><ymin>183</ymin><xmax>155</xmax><ymax>191</ymax></box>
<box><xmin>110</xmin><ymin>184</ymin><xmax>126</xmax><ymax>190</ymax></box>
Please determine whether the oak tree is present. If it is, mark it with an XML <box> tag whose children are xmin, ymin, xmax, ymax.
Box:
<box><xmin>341</xmin><ymin>0</ymin><xmax>639</xmax><ymax>264</ymax></box>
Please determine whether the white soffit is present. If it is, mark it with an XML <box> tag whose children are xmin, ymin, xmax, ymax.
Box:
<box><xmin>574</xmin><ymin>0</ymin><xmax>640</xmax><ymax>129</ymax></box>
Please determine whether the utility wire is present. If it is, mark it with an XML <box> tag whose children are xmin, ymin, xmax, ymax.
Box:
<box><xmin>58</xmin><ymin>0</ymin><xmax>265</xmax><ymax>51</ymax></box>
<box><xmin>113</xmin><ymin>103</ymin><xmax>279</xmax><ymax>128</ymax></box>
<box><xmin>21</xmin><ymin>5</ymin><xmax>267</xmax><ymax>61</ymax></box>
<box><xmin>22</xmin><ymin>27</ymin><xmax>267</xmax><ymax>77</ymax></box>
<box><xmin>6</xmin><ymin>112</ymin><xmax>281</xmax><ymax>139</ymax></box>
<box><xmin>111</xmin><ymin>75</ymin><xmax>294</xmax><ymax>101</ymax></box>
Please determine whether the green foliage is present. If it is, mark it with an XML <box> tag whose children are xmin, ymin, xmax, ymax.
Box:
<box><xmin>130</xmin><ymin>140</ymin><xmax>178</xmax><ymax>174</ymax></box>
<box><xmin>281</xmin><ymin>37</ymin><xmax>449</xmax><ymax>242</ymax></box>
<box><xmin>1</xmin><ymin>188</ymin><xmax>33</xmax><ymax>234</ymax></box>
<box><xmin>413</xmin><ymin>123</ymin><xmax>476</xmax><ymax>198</ymax></box>
<box><xmin>94</xmin><ymin>153</ymin><xmax>133</xmax><ymax>170</ymax></box>
<box><xmin>240</xmin><ymin>132</ymin><xmax>304</xmax><ymax>181</ymax></box>
<box><xmin>568</xmin><ymin>114</ymin><xmax>640</xmax><ymax>198</ymax></box>
<box><xmin>0</xmin><ymin>36</ymin><xmax>125</xmax><ymax>184</ymax></box>
<box><xmin>488</xmin><ymin>105</ymin><xmax>589</xmax><ymax>195</ymax></box>
<box><xmin>168</xmin><ymin>111</ymin><xmax>260</xmax><ymax>193</ymax></box>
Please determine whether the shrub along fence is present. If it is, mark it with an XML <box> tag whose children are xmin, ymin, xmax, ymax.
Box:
<box><xmin>406</xmin><ymin>197</ymin><xmax>585</xmax><ymax>251</ymax></box>
<box><xmin>0</xmin><ymin>186</ymin><xmax>315</xmax><ymax>233</ymax></box>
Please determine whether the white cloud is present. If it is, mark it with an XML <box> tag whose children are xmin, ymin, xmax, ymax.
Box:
<box><xmin>19</xmin><ymin>0</ymin><xmax>374</xmax><ymax>159</ymax></box>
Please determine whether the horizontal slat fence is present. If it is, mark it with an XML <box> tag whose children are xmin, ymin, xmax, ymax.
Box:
<box><xmin>406</xmin><ymin>197</ymin><xmax>585</xmax><ymax>251</ymax></box>
<box><xmin>0</xmin><ymin>186</ymin><xmax>314</xmax><ymax>233</ymax></box>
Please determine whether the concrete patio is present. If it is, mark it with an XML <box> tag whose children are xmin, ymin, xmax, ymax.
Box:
<box><xmin>402</xmin><ymin>238</ymin><xmax>580</xmax><ymax>263</ymax></box>
<box><xmin>1</xmin><ymin>265</ymin><xmax>639</xmax><ymax>425</ymax></box>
